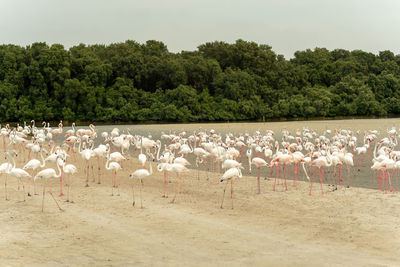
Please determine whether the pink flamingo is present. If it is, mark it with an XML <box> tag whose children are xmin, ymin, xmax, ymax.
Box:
<box><xmin>220</xmin><ymin>167</ymin><xmax>242</xmax><ymax>209</ymax></box>
<box><xmin>34</xmin><ymin>156</ymin><xmax>64</xmax><ymax>212</ymax></box>
<box><xmin>250</xmin><ymin>156</ymin><xmax>268</xmax><ymax>194</ymax></box>
<box><xmin>272</xmin><ymin>153</ymin><xmax>293</xmax><ymax>191</ymax></box>
<box><xmin>308</xmin><ymin>153</ymin><xmax>332</xmax><ymax>197</ymax></box>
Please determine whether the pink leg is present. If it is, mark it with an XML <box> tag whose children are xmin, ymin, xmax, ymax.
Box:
<box><xmin>283</xmin><ymin>165</ymin><xmax>288</xmax><ymax>191</ymax></box>
<box><xmin>309</xmin><ymin>167</ymin><xmax>319</xmax><ymax>196</ymax></box>
<box><xmin>319</xmin><ymin>168</ymin><xmax>325</xmax><ymax>197</ymax></box>
<box><xmin>347</xmin><ymin>165</ymin><xmax>351</xmax><ymax>187</ymax></box>
<box><xmin>59</xmin><ymin>172</ymin><xmax>64</xmax><ymax>197</ymax></box>
<box><xmin>388</xmin><ymin>171</ymin><xmax>396</xmax><ymax>192</ymax></box>
<box><xmin>273</xmin><ymin>165</ymin><xmax>277</xmax><ymax>191</ymax></box>
<box><xmin>257</xmin><ymin>167</ymin><xmax>260</xmax><ymax>194</ymax></box>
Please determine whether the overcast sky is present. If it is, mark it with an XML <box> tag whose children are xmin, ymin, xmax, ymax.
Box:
<box><xmin>1</xmin><ymin>0</ymin><xmax>400</xmax><ymax>58</ymax></box>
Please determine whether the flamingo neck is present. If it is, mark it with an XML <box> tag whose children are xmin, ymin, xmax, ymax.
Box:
<box><xmin>156</xmin><ymin>143</ymin><xmax>161</xmax><ymax>161</ymax></box>
<box><xmin>40</xmin><ymin>148</ymin><xmax>46</xmax><ymax>168</ymax></box>
<box><xmin>149</xmin><ymin>160</ymin><xmax>153</xmax><ymax>175</ymax></box>
<box><xmin>105</xmin><ymin>157</ymin><xmax>111</xmax><ymax>170</ymax></box>
<box><xmin>55</xmin><ymin>158</ymin><xmax>61</xmax><ymax>178</ymax></box>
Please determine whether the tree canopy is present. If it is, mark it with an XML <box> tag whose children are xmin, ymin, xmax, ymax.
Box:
<box><xmin>0</xmin><ymin>39</ymin><xmax>399</xmax><ymax>122</ymax></box>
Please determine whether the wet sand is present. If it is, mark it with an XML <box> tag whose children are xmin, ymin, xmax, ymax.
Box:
<box><xmin>0</xmin><ymin>149</ymin><xmax>399</xmax><ymax>266</ymax></box>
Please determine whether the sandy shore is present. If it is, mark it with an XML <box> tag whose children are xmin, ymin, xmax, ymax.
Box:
<box><xmin>0</xmin><ymin>153</ymin><xmax>399</xmax><ymax>266</ymax></box>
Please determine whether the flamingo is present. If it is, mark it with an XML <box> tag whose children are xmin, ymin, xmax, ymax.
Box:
<box><xmin>161</xmin><ymin>163</ymin><xmax>189</xmax><ymax>203</ymax></box>
<box><xmin>343</xmin><ymin>152</ymin><xmax>354</xmax><ymax>187</ymax></box>
<box><xmin>1</xmin><ymin>151</ymin><xmax>17</xmax><ymax>200</ymax></box>
<box><xmin>272</xmin><ymin>153</ymin><xmax>293</xmax><ymax>191</ymax></box>
<box><xmin>60</xmin><ymin>158</ymin><xmax>78</xmax><ymax>203</ymax></box>
<box><xmin>6</xmin><ymin>151</ymin><xmax>31</xmax><ymax>201</ymax></box>
<box><xmin>156</xmin><ymin>143</ymin><xmax>174</xmax><ymax>197</ymax></box>
<box><xmin>129</xmin><ymin>159</ymin><xmax>153</xmax><ymax>208</ymax></box>
<box><xmin>251</xmin><ymin>157</ymin><xmax>268</xmax><ymax>194</ymax></box>
<box><xmin>23</xmin><ymin>147</ymin><xmax>46</xmax><ymax>196</ymax></box>
<box><xmin>52</xmin><ymin>120</ymin><xmax>63</xmax><ymax>144</ymax></box>
<box><xmin>105</xmin><ymin>154</ymin><xmax>122</xmax><ymax>196</ymax></box>
<box><xmin>64</xmin><ymin>122</ymin><xmax>76</xmax><ymax>137</ymax></box>
<box><xmin>92</xmin><ymin>144</ymin><xmax>108</xmax><ymax>184</ymax></box>
<box><xmin>34</xmin><ymin>156</ymin><xmax>64</xmax><ymax>212</ymax></box>
<box><xmin>220</xmin><ymin>167</ymin><xmax>242</xmax><ymax>209</ymax></box>
<box><xmin>78</xmin><ymin>139</ymin><xmax>93</xmax><ymax>187</ymax></box>
<box><xmin>193</xmin><ymin>147</ymin><xmax>209</xmax><ymax>179</ymax></box>
<box><xmin>309</xmin><ymin>152</ymin><xmax>332</xmax><ymax>197</ymax></box>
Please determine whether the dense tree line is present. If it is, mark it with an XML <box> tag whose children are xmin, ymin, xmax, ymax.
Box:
<box><xmin>0</xmin><ymin>39</ymin><xmax>399</xmax><ymax>122</ymax></box>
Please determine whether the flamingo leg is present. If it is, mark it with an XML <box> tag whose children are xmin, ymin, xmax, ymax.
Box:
<box><xmin>98</xmin><ymin>157</ymin><xmax>101</xmax><ymax>184</ymax></box>
<box><xmin>293</xmin><ymin>163</ymin><xmax>297</xmax><ymax>186</ymax></box>
<box><xmin>386</xmin><ymin>171</ymin><xmax>396</xmax><ymax>192</ymax></box>
<box><xmin>22</xmin><ymin>180</ymin><xmax>26</xmax><ymax>201</ymax></box>
<box><xmin>384</xmin><ymin>171</ymin><xmax>388</xmax><ymax>194</ymax></box>
<box><xmin>269</xmin><ymin>164</ymin><xmax>274</xmax><ymax>180</ymax></box>
<box><xmin>70</xmin><ymin>174</ymin><xmax>74</xmax><ymax>203</ymax></box>
<box><xmin>140</xmin><ymin>180</ymin><xmax>143</xmax><ymax>208</ymax></box>
<box><xmin>230</xmin><ymin>179</ymin><xmax>234</xmax><ymax>209</ymax></box>
<box><xmin>347</xmin><ymin>165</ymin><xmax>351</xmax><ymax>187</ymax></box>
<box><xmin>220</xmin><ymin>181</ymin><xmax>229</xmax><ymax>209</ymax></box>
<box><xmin>283</xmin><ymin>164</ymin><xmax>288</xmax><ymax>191</ymax></box>
<box><xmin>171</xmin><ymin>173</ymin><xmax>181</xmax><ymax>203</ymax></box>
<box><xmin>116</xmin><ymin>171</ymin><xmax>120</xmax><ymax>196</ymax></box>
<box><xmin>257</xmin><ymin>166</ymin><xmax>261</xmax><ymax>194</ymax></box>
<box><xmin>42</xmin><ymin>182</ymin><xmax>46</xmax><ymax>212</ymax></box>
<box><xmin>26</xmin><ymin>170</ymin><xmax>32</xmax><ymax>197</ymax></box>
<box><xmin>59</xmin><ymin>171</ymin><xmax>64</xmax><ymax>197</ymax></box>
<box><xmin>319</xmin><ymin>168</ymin><xmax>325</xmax><ymax>197</ymax></box>
<box><xmin>132</xmin><ymin>182</ymin><xmax>135</xmax><ymax>206</ymax></box>
<box><xmin>4</xmin><ymin>174</ymin><xmax>8</xmax><ymax>201</ymax></box>
<box><xmin>66</xmin><ymin>174</ymin><xmax>70</xmax><ymax>202</ymax></box>
<box><xmin>91</xmin><ymin>162</ymin><xmax>95</xmax><ymax>182</ymax></box>
<box><xmin>87</xmin><ymin>162</ymin><xmax>90</xmax><ymax>187</ymax></box>
<box><xmin>111</xmin><ymin>171</ymin><xmax>114</xmax><ymax>196</ymax></box>
<box><xmin>309</xmin><ymin>167</ymin><xmax>319</xmax><ymax>196</ymax></box>
<box><xmin>48</xmin><ymin>189</ymin><xmax>64</xmax><ymax>211</ymax></box>
<box><xmin>163</xmin><ymin>171</ymin><xmax>168</xmax><ymax>198</ymax></box>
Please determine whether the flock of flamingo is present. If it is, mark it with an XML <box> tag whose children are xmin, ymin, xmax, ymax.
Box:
<box><xmin>0</xmin><ymin>120</ymin><xmax>398</xmax><ymax>211</ymax></box>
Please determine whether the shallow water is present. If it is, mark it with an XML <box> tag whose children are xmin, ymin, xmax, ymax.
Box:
<box><xmin>64</xmin><ymin>118</ymin><xmax>400</xmax><ymax>190</ymax></box>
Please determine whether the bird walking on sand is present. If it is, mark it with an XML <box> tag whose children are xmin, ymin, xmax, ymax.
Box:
<box><xmin>129</xmin><ymin>159</ymin><xmax>153</xmax><ymax>208</ymax></box>
<box><xmin>34</xmin><ymin>156</ymin><xmax>64</xmax><ymax>212</ymax></box>
<box><xmin>0</xmin><ymin>150</ymin><xmax>17</xmax><ymax>200</ymax></box>
<box><xmin>220</xmin><ymin>167</ymin><xmax>242</xmax><ymax>209</ymax></box>
<box><xmin>23</xmin><ymin>147</ymin><xmax>46</xmax><ymax>196</ymax></box>
<box><xmin>60</xmin><ymin>158</ymin><xmax>78</xmax><ymax>203</ymax></box>
<box><xmin>158</xmin><ymin>163</ymin><xmax>188</xmax><ymax>203</ymax></box>
<box><xmin>251</xmin><ymin>157</ymin><xmax>268</xmax><ymax>194</ymax></box>
<box><xmin>105</xmin><ymin>155</ymin><xmax>122</xmax><ymax>196</ymax></box>
<box><xmin>7</xmin><ymin>151</ymin><xmax>31</xmax><ymax>201</ymax></box>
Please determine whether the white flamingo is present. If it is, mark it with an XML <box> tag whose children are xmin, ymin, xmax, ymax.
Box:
<box><xmin>129</xmin><ymin>159</ymin><xmax>153</xmax><ymax>208</ymax></box>
<box><xmin>34</xmin><ymin>156</ymin><xmax>64</xmax><ymax>212</ymax></box>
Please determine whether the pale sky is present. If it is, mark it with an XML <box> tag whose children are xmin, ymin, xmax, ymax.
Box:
<box><xmin>1</xmin><ymin>0</ymin><xmax>400</xmax><ymax>58</ymax></box>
